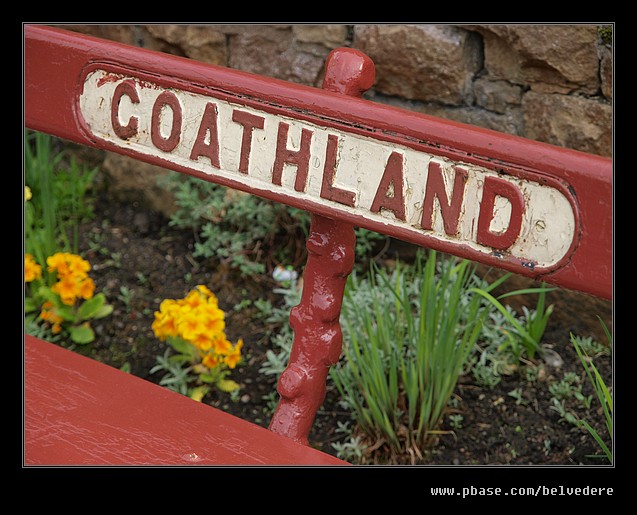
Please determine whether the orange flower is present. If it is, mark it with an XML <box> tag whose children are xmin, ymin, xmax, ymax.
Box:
<box><xmin>214</xmin><ymin>337</ymin><xmax>233</xmax><ymax>355</ymax></box>
<box><xmin>77</xmin><ymin>277</ymin><xmax>95</xmax><ymax>300</ymax></box>
<box><xmin>202</xmin><ymin>354</ymin><xmax>220</xmax><ymax>369</ymax></box>
<box><xmin>178</xmin><ymin>311</ymin><xmax>206</xmax><ymax>342</ymax></box>
<box><xmin>224</xmin><ymin>339</ymin><xmax>243</xmax><ymax>369</ymax></box>
<box><xmin>191</xmin><ymin>332</ymin><xmax>213</xmax><ymax>352</ymax></box>
<box><xmin>51</xmin><ymin>275</ymin><xmax>79</xmax><ymax>305</ymax></box>
<box><xmin>40</xmin><ymin>301</ymin><xmax>64</xmax><ymax>333</ymax></box>
<box><xmin>25</xmin><ymin>254</ymin><xmax>42</xmax><ymax>282</ymax></box>
<box><xmin>182</xmin><ymin>289</ymin><xmax>207</xmax><ymax>309</ymax></box>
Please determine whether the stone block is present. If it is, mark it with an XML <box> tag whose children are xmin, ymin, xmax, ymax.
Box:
<box><xmin>474</xmin><ymin>78</ymin><xmax>523</xmax><ymax>114</ymax></box>
<box><xmin>522</xmin><ymin>91</ymin><xmax>612</xmax><ymax>157</ymax></box>
<box><xmin>468</xmin><ymin>24</ymin><xmax>600</xmax><ymax>94</ymax></box>
<box><xmin>102</xmin><ymin>154</ymin><xmax>177</xmax><ymax>218</ymax></box>
<box><xmin>354</xmin><ymin>24</ymin><xmax>482</xmax><ymax>105</ymax></box>
<box><xmin>145</xmin><ymin>25</ymin><xmax>228</xmax><ymax>65</ymax></box>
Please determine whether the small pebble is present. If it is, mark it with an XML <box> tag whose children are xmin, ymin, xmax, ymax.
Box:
<box><xmin>541</xmin><ymin>348</ymin><xmax>564</xmax><ymax>368</ymax></box>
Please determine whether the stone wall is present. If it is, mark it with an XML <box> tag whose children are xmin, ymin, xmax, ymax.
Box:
<box><xmin>56</xmin><ymin>24</ymin><xmax>612</xmax><ymax>208</ymax></box>
<box><xmin>62</xmin><ymin>23</ymin><xmax>612</xmax><ymax>155</ymax></box>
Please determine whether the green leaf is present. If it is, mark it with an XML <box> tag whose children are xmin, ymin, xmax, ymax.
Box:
<box><xmin>91</xmin><ymin>304</ymin><xmax>114</xmax><ymax>320</ymax></box>
<box><xmin>78</xmin><ymin>293</ymin><xmax>106</xmax><ymax>319</ymax></box>
<box><xmin>217</xmin><ymin>378</ymin><xmax>240</xmax><ymax>393</ymax></box>
<box><xmin>198</xmin><ymin>372</ymin><xmax>218</xmax><ymax>384</ymax></box>
<box><xmin>189</xmin><ymin>386</ymin><xmax>210</xmax><ymax>402</ymax></box>
<box><xmin>497</xmin><ymin>286</ymin><xmax>557</xmax><ymax>300</ymax></box>
<box><xmin>579</xmin><ymin>419</ymin><xmax>612</xmax><ymax>463</ymax></box>
<box><xmin>168</xmin><ymin>336</ymin><xmax>195</xmax><ymax>356</ymax></box>
<box><xmin>55</xmin><ymin>304</ymin><xmax>76</xmax><ymax>322</ymax></box>
<box><xmin>25</xmin><ymin>297</ymin><xmax>38</xmax><ymax>313</ymax></box>
<box><xmin>69</xmin><ymin>324</ymin><xmax>95</xmax><ymax>344</ymax></box>
<box><xmin>37</xmin><ymin>286</ymin><xmax>58</xmax><ymax>303</ymax></box>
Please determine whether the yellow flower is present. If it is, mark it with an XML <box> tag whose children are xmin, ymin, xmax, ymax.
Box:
<box><xmin>40</xmin><ymin>301</ymin><xmax>64</xmax><ymax>332</ymax></box>
<box><xmin>68</xmin><ymin>255</ymin><xmax>91</xmax><ymax>276</ymax></box>
<box><xmin>25</xmin><ymin>254</ymin><xmax>42</xmax><ymax>282</ymax></box>
<box><xmin>190</xmin><ymin>332</ymin><xmax>212</xmax><ymax>352</ymax></box>
<box><xmin>198</xmin><ymin>304</ymin><xmax>225</xmax><ymax>335</ymax></box>
<box><xmin>47</xmin><ymin>253</ymin><xmax>91</xmax><ymax>279</ymax></box>
<box><xmin>177</xmin><ymin>311</ymin><xmax>206</xmax><ymax>342</ymax></box>
<box><xmin>224</xmin><ymin>339</ymin><xmax>243</xmax><ymax>369</ymax></box>
<box><xmin>25</xmin><ymin>186</ymin><xmax>32</xmax><ymax>201</ymax></box>
<box><xmin>46</xmin><ymin>253</ymin><xmax>71</xmax><ymax>276</ymax></box>
<box><xmin>52</xmin><ymin>275</ymin><xmax>80</xmax><ymax>305</ymax></box>
<box><xmin>152</xmin><ymin>299</ymin><xmax>186</xmax><ymax>340</ymax></box>
<box><xmin>153</xmin><ymin>287</ymin><xmax>244</xmax><ymax>376</ymax></box>
<box><xmin>182</xmin><ymin>289</ymin><xmax>207</xmax><ymax>309</ymax></box>
<box><xmin>196</xmin><ymin>284</ymin><xmax>214</xmax><ymax>298</ymax></box>
<box><xmin>202</xmin><ymin>353</ymin><xmax>220</xmax><ymax>369</ymax></box>
<box><xmin>152</xmin><ymin>316</ymin><xmax>176</xmax><ymax>340</ymax></box>
<box><xmin>77</xmin><ymin>277</ymin><xmax>95</xmax><ymax>300</ymax></box>
<box><xmin>214</xmin><ymin>337</ymin><xmax>233</xmax><ymax>355</ymax></box>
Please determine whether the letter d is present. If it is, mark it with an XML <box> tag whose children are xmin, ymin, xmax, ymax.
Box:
<box><xmin>477</xmin><ymin>176</ymin><xmax>525</xmax><ymax>250</ymax></box>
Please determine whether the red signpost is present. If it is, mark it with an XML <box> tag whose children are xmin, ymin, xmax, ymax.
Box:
<box><xmin>24</xmin><ymin>25</ymin><xmax>612</xmax><ymax>459</ymax></box>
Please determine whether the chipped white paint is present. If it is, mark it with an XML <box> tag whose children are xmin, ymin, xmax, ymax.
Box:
<box><xmin>79</xmin><ymin>70</ymin><xmax>576</xmax><ymax>269</ymax></box>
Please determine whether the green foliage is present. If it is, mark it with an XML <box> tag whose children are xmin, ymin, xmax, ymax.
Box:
<box><xmin>25</xmin><ymin>130</ymin><xmax>98</xmax><ymax>264</ymax></box>
<box><xmin>469</xmin><ymin>280</ymin><xmax>555</xmax><ymax>361</ymax></box>
<box><xmin>25</xmin><ymin>131</ymin><xmax>63</xmax><ymax>268</ymax></box>
<box><xmin>469</xmin><ymin>308</ymin><xmax>520</xmax><ymax>388</ymax></box>
<box><xmin>549</xmin><ymin>371</ymin><xmax>591</xmax><ymax>408</ymax></box>
<box><xmin>598</xmin><ymin>25</ymin><xmax>612</xmax><ymax>46</ymax></box>
<box><xmin>25</xmin><ymin>253</ymin><xmax>113</xmax><ymax>345</ymax></box>
<box><xmin>160</xmin><ymin>174</ymin><xmax>389</xmax><ymax>276</ymax></box>
<box><xmin>571</xmin><ymin>334</ymin><xmax>611</xmax><ymax>358</ymax></box>
<box><xmin>571</xmin><ymin>320</ymin><xmax>613</xmax><ymax>463</ymax></box>
<box><xmin>150</xmin><ymin>348</ymin><xmax>195</xmax><ymax>396</ymax></box>
<box><xmin>546</xmin><ymin>320</ymin><xmax>612</xmax><ymax>463</ymax></box>
<box><xmin>331</xmin><ymin>422</ymin><xmax>366</xmax><ymax>462</ymax></box>
<box><xmin>258</xmin><ymin>278</ymin><xmax>301</xmax><ymax>379</ymax></box>
<box><xmin>25</xmin><ymin>132</ymin><xmax>107</xmax><ymax>345</ymax></box>
<box><xmin>159</xmin><ymin>174</ymin><xmax>311</xmax><ymax>275</ymax></box>
<box><xmin>151</xmin><ymin>286</ymin><xmax>243</xmax><ymax>398</ymax></box>
<box><xmin>330</xmin><ymin>250</ymin><xmax>495</xmax><ymax>460</ymax></box>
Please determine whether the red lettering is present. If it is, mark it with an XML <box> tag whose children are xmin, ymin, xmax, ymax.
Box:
<box><xmin>272</xmin><ymin>122</ymin><xmax>312</xmax><ymax>192</ymax></box>
<box><xmin>111</xmin><ymin>80</ymin><xmax>139</xmax><ymax>140</ymax></box>
<box><xmin>320</xmin><ymin>134</ymin><xmax>355</xmax><ymax>207</ymax></box>
<box><xmin>370</xmin><ymin>151</ymin><xmax>406</xmax><ymax>221</ymax></box>
<box><xmin>477</xmin><ymin>176</ymin><xmax>525</xmax><ymax>250</ymax></box>
<box><xmin>421</xmin><ymin>161</ymin><xmax>467</xmax><ymax>235</ymax></box>
<box><xmin>232</xmin><ymin>110</ymin><xmax>265</xmax><ymax>174</ymax></box>
<box><xmin>190</xmin><ymin>103</ymin><xmax>220</xmax><ymax>167</ymax></box>
<box><xmin>151</xmin><ymin>91</ymin><xmax>182</xmax><ymax>152</ymax></box>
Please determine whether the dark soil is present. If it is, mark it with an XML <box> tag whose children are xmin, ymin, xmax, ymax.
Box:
<box><xmin>55</xmin><ymin>180</ymin><xmax>613</xmax><ymax>468</ymax></box>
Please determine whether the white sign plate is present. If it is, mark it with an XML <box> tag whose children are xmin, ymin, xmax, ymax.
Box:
<box><xmin>79</xmin><ymin>69</ymin><xmax>577</xmax><ymax>270</ymax></box>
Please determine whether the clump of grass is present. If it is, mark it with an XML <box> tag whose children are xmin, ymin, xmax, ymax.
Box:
<box><xmin>330</xmin><ymin>250</ymin><xmax>496</xmax><ymax>463</ymax></box>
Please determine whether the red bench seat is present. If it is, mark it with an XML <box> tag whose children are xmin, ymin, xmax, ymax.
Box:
<box><xmin>24</xmin><ymin>335</ymin><xmax>347</xmax><ymax>466</ymax></box>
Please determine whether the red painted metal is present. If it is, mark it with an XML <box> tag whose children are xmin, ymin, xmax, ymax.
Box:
<box><xmin>24</xmin><ymin>25</ymin><xmax>613</xmax><ymax>300</ymax></box>
<box><xmin>267</xmin><ymin>51</ymin><xmax>372</xmax><ymax>444</ymax></box>
<box><xmin>24</xmin><ymin>335</ymin><xmax>348</xmax><ymax>465</ymax></box>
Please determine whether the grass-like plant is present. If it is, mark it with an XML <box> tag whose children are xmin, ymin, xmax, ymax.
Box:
<box><xmin>25</xmin><ymin>131</ymin><xmax>106</xmax><ymax>343</ymax></box>
<box><xmin>330</xmin><ymin>250</ymin><xmax>495</xmax><ymax>462</ymax></box>
<box><xmin>469</xmin><ymin>279</ymin><xmax>555</xmax><ymax>361</ymax></box>
<box><xmin>25</xmin><ymin>130</ymin><xmax>98</xmax><ymax>267</ymax></box>
<box><xmin>25</xmin><ymin>130</ymin><xmax>65</xmax><ymax>271</ymax></box>
<box><xmin>571</xmin><ymin>318</ymin><xmax>612</xmax><ymax>463</ymax></box>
